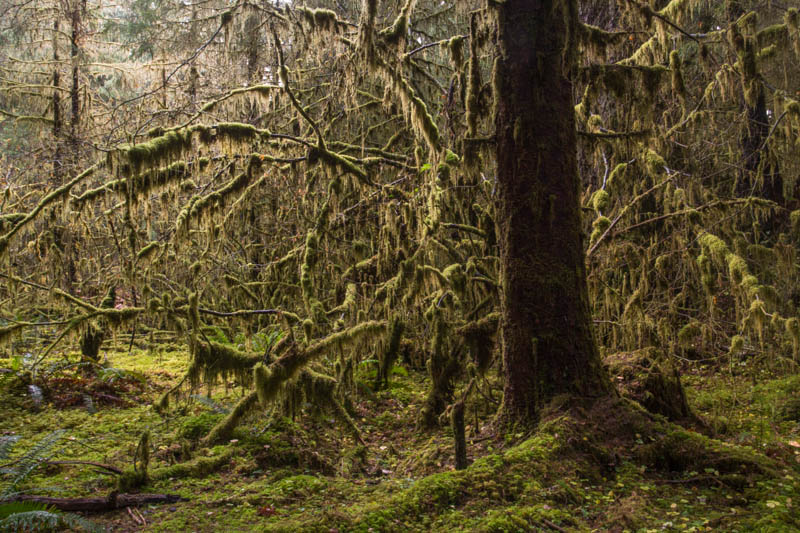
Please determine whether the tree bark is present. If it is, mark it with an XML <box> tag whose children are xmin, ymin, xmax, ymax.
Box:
<box><xmin>494</xmin><ymin>0</ymin><xmax>609</xmax><ymax>423</ymax></box>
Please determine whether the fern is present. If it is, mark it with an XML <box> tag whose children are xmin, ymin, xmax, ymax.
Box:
<box><xmin>0</xmin><ymin>437</ymin><xmax>102</xmax><ymax>532</ymax></box>
<box><xmin>2</xmin><ymin>430</ymin><xmax>66</xmax><ymax>497</ymax></box>
<box><xmin>97</xmin><ymin>367</ymin><xmax>146</xmax><ymax>384</ymax></box>
<box><xmin>190</xmin><ymin>394</ymin><xmax>231</xmax><ymax>414</ymax></box>
<box><xmin>0</xmin><ymin>436</ymin><xmax>20</xmax><ymax>462</ymax></box>
<box><xmin>0</xmin><ymin>508</ymin><xmax>101</xmax><ymax>532</ymax></box>
<box><xmin>83</xmin><ymin>395</ymin><xmax>97</xmax><ymax>414</ymax></box>
<box><xmin>0</xmin><ymin>501</ymin><xmax>55</xmax><ymax>519</ymax></box>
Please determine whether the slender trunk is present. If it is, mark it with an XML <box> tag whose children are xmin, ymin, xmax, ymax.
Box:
<box><xmin>494</xmin><ymin>0</ymin><xmax>609</xmax><ymax>423</ymax></box>
<box><xmin>70</xmin><ymin>1</ymin><xmax>81</xmax><ymax>155</ymax></box>
<box><xmin>52</xmin><ymin>18</ymin><xmax>62</xmax><ymax>182</ymax></box>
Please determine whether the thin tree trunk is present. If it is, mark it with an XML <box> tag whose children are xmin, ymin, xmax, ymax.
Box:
<box><xmin>69</xmin><ymin>0</ymin><xmax>81</xmax><ymax>156</ymax></box>
<box><xmin>52</xmin><ymin>18</ymin><xmax>62</xmax><ymax>182</ymax></box>
<box><xmin>494</xmin><ymin>0</ymin><xmax>609</xmax><ymax>423</ymax></box>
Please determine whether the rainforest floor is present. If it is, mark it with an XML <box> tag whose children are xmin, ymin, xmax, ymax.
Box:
<box><xmin>1</xmin><ymin>344</ymin><xmax>799</xmax><ymax>532</ymax></box>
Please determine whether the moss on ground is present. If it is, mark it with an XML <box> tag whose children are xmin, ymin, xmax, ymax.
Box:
<box><xmin>1</xmin><ymin>346</ymin><xmax>799</xmax><ymax>532</ymax></box>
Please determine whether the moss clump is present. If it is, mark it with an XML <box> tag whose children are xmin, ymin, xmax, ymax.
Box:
<box><xmin>117</xmin><ymin>467</ymin><xmax>148</xmax><ymax>492</ymax></box>
<box><xmin>444</xmin><ymin>150</ymin><xmax>460</xmax><ymax>165</ymax></box>
<box><xmin>636</xmin><ymin>428</ymin><xmax>775</xmax><ymax>482</ymax></box>
<box><xmin>591</xmin><ymin>189</ymin><xmax>610</xmax><ymax>213</ymax></box>
<box><xmin>179</xmin><ymin>412</ymin><xmax>225</xmax><ymax>440</ymax></box>
<box><xmin>122</xmin><ymin>130</ymin><xmax>193</xmax><ymax>176</ymax></box>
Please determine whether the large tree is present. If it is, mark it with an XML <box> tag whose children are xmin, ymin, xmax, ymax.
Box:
<box><xmin>494</xmin><ymin>0</ymin><xmax>610</xmax><ymax>423</ymax></box>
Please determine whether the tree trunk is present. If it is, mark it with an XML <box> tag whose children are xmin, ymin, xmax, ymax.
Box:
<box><xmin>52</xmin><ymin>18</ymin><xmax>63</xmax><ymax>182</ymax></box>
<box><xmin>70</xmin><ymin>0</ymin><xmax>82</xmax><ymax>156</ymax></box>
<box><xmin>494</xmin><ymin>0</ymin><xmax>609</xmax><ymax>423</ymax></box>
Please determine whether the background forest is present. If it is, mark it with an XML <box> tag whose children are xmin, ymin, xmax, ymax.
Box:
<box><xmin>1</xmin><ymin>0</ymin><xmax>800</xmax><ymax>531</ymax></box>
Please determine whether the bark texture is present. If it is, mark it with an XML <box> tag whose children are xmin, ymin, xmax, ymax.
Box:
<box><xmin>494</xmin><ymin>0</ymin><xmax>609</xmax><ymax>423</ymax></box>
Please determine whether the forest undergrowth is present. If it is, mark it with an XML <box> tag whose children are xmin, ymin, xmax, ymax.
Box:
<box><xmin>1</xmin><ymin>340</ymin><xmax>799</xmax><ymax>532</ymax></box>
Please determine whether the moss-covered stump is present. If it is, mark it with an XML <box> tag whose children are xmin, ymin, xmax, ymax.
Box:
<box><xmin>605</xmin><ymin>347</ymin><xmax>692</xmax><ymax>421</ymax></box>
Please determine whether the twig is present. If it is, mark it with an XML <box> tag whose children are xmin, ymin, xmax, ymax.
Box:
<box><xmin>127</xmin><ymin>506</ymin><xmax>144</xmax><ymax>525</ymax></box>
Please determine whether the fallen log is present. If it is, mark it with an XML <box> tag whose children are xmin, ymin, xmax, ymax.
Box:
<box><xmin>5</xmin><ymin>492</ymin><xmax>187</xmax><ymax>512</ymax></box>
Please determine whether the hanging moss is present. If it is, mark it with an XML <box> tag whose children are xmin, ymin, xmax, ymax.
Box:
<box><xmin>176</xmin><ymin>166</ymin><xmax>257</xmax><ymax>235</ymax></box>
<box><xmin>300</xmin><ymin>369</ymin><xmax>364</xmax><ymax>444</ymax></box>
<box><xmin>643</xmin><ymin>149</ymin><xmax>666</xmax><ymax>176</ymax></box>
<box><xmin>606</xmin><ymin>163</ymin><xmax>627</xmax><ymax>192</ymax></box>
<box><xmin>669</xmin><ymin>50</ymin><xmax>686</xmax><ymax>104</ymax></box>
<box><xmin>444</xmin><ymin>150</ymin><xmax>460</xmax><ymax>166</ymax></box>
<box><xmin>203</xmin><ymin>321</ymin><xmax>386</xmax><ymax>444</ymax></box>
<box><xmin>578</xmin><ymin>23</ymin><xmax>626</xmax><ymax>60</ymax></box>
<box><xmin>298</xmin><ymin>7</ymin><xmax>344</xmax><ymax>33</ymax></box>
<box><xmin>0</xmin><ymin>164</ymin><xmax>97</xmax><ymax>258</ymax></box>
<box><xmin>121</xmin><ymin>130</ymin><xmax>193</xmax><ymax>176</ymax></box>
<box><xmin>188</xmin><ymin>341</ymin><xmax>263</xmax><ymax>388</ymax></box>
<box><xmin>380</xmin><ymin>0</ymin><xmax>416</xmax><ymax>45</ymax></box>
<box><xmin>465</xmin><ymin>12</ymin><xmax>482</xmax><ymax>144</ymax></box>
<box><xmin>448</xmin><ymin>35</ymin><xmax>465</xmax><ymax>70</ymax></box>
<box><xmin>135</xmin><ymin>431</ymin><xmax>151</xmax><ymax>474</ymax></box>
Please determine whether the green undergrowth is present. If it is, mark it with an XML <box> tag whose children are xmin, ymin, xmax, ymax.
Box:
<box><xmin>1</xmin><ymin>346</ymin><xmax>799</xmax><ymax>532</ymax></box>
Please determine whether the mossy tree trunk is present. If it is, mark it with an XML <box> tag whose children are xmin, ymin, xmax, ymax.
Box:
<box><xmin>494</xmin><ymin>0</ymin><xmax>609</xmax><ymax>424</ymax></box>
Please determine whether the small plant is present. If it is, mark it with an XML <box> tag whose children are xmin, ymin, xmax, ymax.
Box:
<box><xmin>0</xmin><ymin>432</ymin><xmax>101</xmax><ymax>532</ymax></box>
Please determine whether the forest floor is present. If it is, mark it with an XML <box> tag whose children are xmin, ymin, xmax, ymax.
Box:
<box><xmin>1</xmin><ymin>344</ymin><xmax>800</xmax><ymax>532</ymax></box>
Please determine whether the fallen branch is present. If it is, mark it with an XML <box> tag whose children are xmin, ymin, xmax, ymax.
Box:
<box><xmin>6</xmin><ymin>492</ymin><xmax>187</xmax><ymax>513</ymax></box>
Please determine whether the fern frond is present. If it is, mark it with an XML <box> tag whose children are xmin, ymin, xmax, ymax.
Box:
<box><xmin>0</xmin><ymin>500</ymin><xmax>54</xmax><ymax>519</ymax></box>
<box><xmin>0</xmin><ymin>436</ymin><xmax>20</xmax><ymax>462</ymax></box>
<box><xmin>190</xmin><ymin>395</ymin><xmax>231</xmax><ymax>414</ymax></box>
<box><xmin>0</xmin><ymin>508</ymin><xmax>101</xmax><ymax>532</ymax></box>
<box><xmin>3</xmin><ymin>430</ymin><xmax>66</xmax><ymax>496</ymax></box>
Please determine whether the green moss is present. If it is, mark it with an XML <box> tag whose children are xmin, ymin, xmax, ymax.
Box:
<box><xmin>151</xmin><ymin>448</ymin><xmax>237</xmax><ymax>482</ymax></box>
<box><xmin>136</xmin><ymin>241</ymin><xmax>161</xmax><ymax>261</ymax></box>
<box><xmin>643</xmin><ymin>148</ymin><xmax>666</xmax><ymax>176</ymax></box>
<box><xmin>298</xmin><ymin>7</ymin><xmax>343</xmax><ymax>33</ymax></box>
<box><xmin>179</xmin><ymin>412</ymin><xmax>225</xmax><ymax>440</ymax></box>
<box><xmin>591</xmin><ymin>189</ymin><xmax>610</xmax><ymax>213</ymax></box>
<box><xmin>636</xmin><ymin>428</ymin><xmax>775</xmax><ymax>481</ymax></box>
<box><xmin>188</xmin><ymin>341</ymin><xmax>263</xmax><ymax>389</ymax></box>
